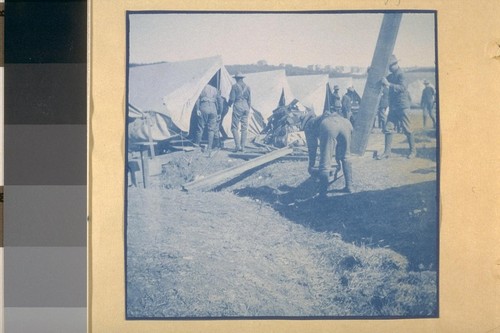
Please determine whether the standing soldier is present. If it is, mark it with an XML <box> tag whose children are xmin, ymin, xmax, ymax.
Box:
<box><xmin>331</xmin><ymin>85</ymin><xmax>342</xmax><ymax>114</ymax></box>
<box><xmin>228</xmin><ymin>72</ymin><xmax>252</xmax><ymax>152</ymax></box>
<box><xmin>420</xmin><ymin>79</ymin><xmax>436</xmax><ymax>128</ymax></box>
<box><xmin>194</xmin><ymin>84</ymin><xmax>223</xmax><ymax>156</ymax></box>
<box><xmin>302</xmin><ymin>110</ymin><xmax>354</xmax><ymax>198</ymax></box>
<box><xmin>341</xmin><ymin>86</ymin><xmax>356</xmax><ymax>125</ymax></box>
<box><xmin>378</xmin><ymin>55</ymin><xmax>416</xmax><ymax>159</ymax></box>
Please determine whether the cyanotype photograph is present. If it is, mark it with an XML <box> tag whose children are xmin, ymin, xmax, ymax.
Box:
<box><xmin>125</xmin><ymin>11</ymin><xmax>438</xmax><ymax>319</ymax></box>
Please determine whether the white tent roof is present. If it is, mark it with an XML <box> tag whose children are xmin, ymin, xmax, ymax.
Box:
<box><xmin>128</xmin><ymin>56</ymin><xmax>234</xmax><ymax>133</ymax></box>
<box><xmin>243</xmin><ymin>70</ymin><xmax>296</xmax><ymax>122</ymax></box>
<box><xmin>287</xmin><ymin>74</ymin><xmax>329</xmax><ymax>113</ymax></box>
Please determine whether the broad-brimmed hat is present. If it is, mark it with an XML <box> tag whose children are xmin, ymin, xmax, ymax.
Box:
<box><xmin>389</xmin><ymin>54</ymin><xmax>399</xmax><ymax>66</ymax></box>
<box><xmin>423</xmin><ymin>79</ymin><xmax>430</xmax><ymax>85</ymax></box>
<box><xmin>333</xmin><ymin>85</ymin><xmax>340</xmax><ymax>90</ymax></box>
<box><xmin>233</xmin><ymin>72</ymin><xmax>245</xmax><ymax>79</ymax></box>
<box><xmin>347</xmin><ymin>86</ymin><xmax>355</xmax><ymax>92</ymax></box>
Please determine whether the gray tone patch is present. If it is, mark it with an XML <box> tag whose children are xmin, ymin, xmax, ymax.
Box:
<box><xmin>4</xmin><ymin>247</ymin><xmax>86</xmax><ymax>307</ymax></box>
<box><xmin>4</xmin><ymin>186</ymin><xmax>86</xmax><ymax>246</ymax></box>
<box><xmin>5</xmin><ymin>307</ymin><xmax>86</xmax><ymax>333</ymax></box>
<box><xmin>5</xmin><ymin>125</ymin><xmax>86</xmax><ymax>185</ymax></box>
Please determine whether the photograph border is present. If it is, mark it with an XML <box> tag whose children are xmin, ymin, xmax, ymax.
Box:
<box><xmin>124</xmin><ymin>9</ymin><xmax>441</xmax><ymax>321</ymax></box>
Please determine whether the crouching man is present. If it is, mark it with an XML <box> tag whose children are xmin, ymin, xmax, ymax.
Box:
<box><xmin>301</xmin><ymin>110</ymin><xmax>354</xmax><ymax>198</ymax></box>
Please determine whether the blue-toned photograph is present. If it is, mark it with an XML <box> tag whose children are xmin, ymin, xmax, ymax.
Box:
<box><xmin>125</xmin><ymin>11</ymin><xmax>439</xmax><ymax>319</ymax></box>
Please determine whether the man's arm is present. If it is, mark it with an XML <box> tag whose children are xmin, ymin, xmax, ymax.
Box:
<box><xmin>195</xmin><ymin>97</ymin><xmax>201</xmax><ymax>116</ymax></box>
<box><xmin>388</xmin><ymin>72</ymin><xmax>408</xmax><ymax>93</ymax></box>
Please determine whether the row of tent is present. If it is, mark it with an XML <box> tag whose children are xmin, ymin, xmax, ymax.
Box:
<box><xmin>127</xmin><ymin>55</ymin><xmax>430</xmax><ymax>146</ymax></box>
<box><xmin>128</xmin><ymin>55</ymin><xmax>332</xmax><ymax>144</ymax></box>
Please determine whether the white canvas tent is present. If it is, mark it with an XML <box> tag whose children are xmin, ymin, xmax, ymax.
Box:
<box><xmin>287</xmin><ymin>74</ymin><xmax>329</xmax><ymax>114</ymax></box>
<box><xmin>241</xmin><ymin>70</ymin><xmax>296</xmax><ymax>134</ymax></box>
<box><xmin>128</xmin><ymin>55</ymin><xmax>234</xmax><ymax>142</ymax></box>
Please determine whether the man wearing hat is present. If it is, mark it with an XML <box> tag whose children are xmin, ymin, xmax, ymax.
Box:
<box><xmin>420</xmin><ymin>79</ymin><xmax>436</xmax><ymax>128</ymax></box>
<box><xmin>378</xmin><ymin>54</ymin><xmax>416</xmax><ymax>159</ymax></box>
<box><xmin>331</xmin><ymin>84</ymin><xmax>342</xmax><ymax>114</ymax></box>
<box><xmin>341</xmin><ymin>86</ymin><xmax>356</xmax><ymax>124</ymax></box>
<box><xmin>228</xmin><ymin>72</ymin><xmax>252</xmax><ymax>152</ymax></box>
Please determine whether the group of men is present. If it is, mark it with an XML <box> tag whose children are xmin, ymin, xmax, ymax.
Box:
<box><xmin>193</xmin><ymin>72</ymin><xmax>251</xmax><ymax>156</ymax></box>
<box><xmin>303</xmin><ymin>54</ymin><xmax>433</xmax><ymax>198</ymax></box>
<box><xmin>194</xmin><ymin>55</ymin><xmax>435</xmax><ymax>198</ymax></box>
<box><xmin>330</xmin><ymin>84</ymin><xmax>359</xmax><ymax>125</ymax></box>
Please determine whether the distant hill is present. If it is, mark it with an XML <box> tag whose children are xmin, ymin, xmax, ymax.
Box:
<box><xmin>226</xmin><ymin>64</ymin><xmax>354</xmax><ymax>78</ymax></box>
<box><xmin>405</xmin><ymin>67</ymin><xmax>436</xmax><ymax>73</ymax></box>
<box><xmin>129</xmin><ymin>61</ymin><xmax>167</xmax><ymax>68</ymax></box>
<box><xmin>129</xmin><ymin>61</ymin><xmax>434</xmax><ymax>77</ymax></box>
<box><xmin>226</xmin><ymin>64</ymin><xmax>435</xmax><ymax>78</ymax></box>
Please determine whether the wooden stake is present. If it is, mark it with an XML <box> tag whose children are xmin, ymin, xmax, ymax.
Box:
<box><xmin>351</xmin><ymin>13</ymin><xmax>403</xmax><ymax>155</ymax></box>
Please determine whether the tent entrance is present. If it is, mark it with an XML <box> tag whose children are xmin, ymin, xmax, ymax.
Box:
<box><xmin>188</xmin><ymin>69</ymin><xmax>224</xmax><ymax>141</ymax></box>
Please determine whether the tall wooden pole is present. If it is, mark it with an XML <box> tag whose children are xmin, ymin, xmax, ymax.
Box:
<box><xmin>351</xmin><ymin>13</ymin><xmax>403</xmax><ymax>155</ymax></box>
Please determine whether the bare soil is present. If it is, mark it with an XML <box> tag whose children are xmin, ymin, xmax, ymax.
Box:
<box><xmin>127</xmin><ymin>109</ymin><xmax>439</xmax><ymax>318</ymax></box>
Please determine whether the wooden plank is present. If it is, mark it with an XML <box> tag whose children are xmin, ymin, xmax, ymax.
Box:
<box><xmin>351</xmin><ymin>13</ymin><xmax>403</xmax><ymax>155</ymax></box>
<box><xmin>169</xmin><ymin>145</ymin><xmax>195</xmax><ymax>152</ymax></box>
<box><xmin>183</xmin><ymin>146</ymin><xmax>294</xmax><ymax>191</ymax></box>
<box><xmin>252</xmin><ymin>141</ymin><xmax>278</xmax><ymax>151</ymax></box>
<box><xmin>167</xmin><ymin>139</ymin><xmax>195</xmax><ymax>146</ymax></box>
<box><xmin>228</xmin><ymin>152</ymin><xmax>309</xmax><ymax>161</ymax></box>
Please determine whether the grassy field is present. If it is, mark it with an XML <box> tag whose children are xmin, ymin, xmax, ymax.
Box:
<box><xmin>126</xmin><ymin>109</ymin><xmax>438</xmax><ymax>318</ymax></box>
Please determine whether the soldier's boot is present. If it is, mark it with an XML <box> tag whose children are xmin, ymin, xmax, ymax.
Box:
<box><xmin>206</xmin><ymin>131</ymin><xmax>214</xmax><ymax>157</ymax></box>
<box><xmin>430</xmin><ymin>114</ymin><xmax>436</xmax><ymax>129</ymax></box>
<box><xmin>240</xmin><ymin>131</ymin><xmax>247</xmax><ymax>152</ymax></box>
<box><xmin>212</xmin><ymin>131</ymin><xmax>220</xmax><ymax>149</ymax></box>
<box><xmin>342</xmin><ymin>160</ymin><xmax>353</xmax><ymax>193</ymax></box>
<box><xmin>318</xmin><ymin>173</ymin><xmax>329</xmax><ymax>199</ymax></box>
<box><xmin>194</xmin><ymin>131</ymin><xmax>202</xmax><ymax>148</ymax></box>
<box><xmin>423</xmin><ymin>114</ymin><xmax>427</xmax><ymax>128</ymax></box>
<box><xmin>377</xmin><ymin>133</ymin><xmax>393</xmax><ymax>160</ymax></box>
<box><xmin>231</xmin><ymin>129</ymin><xmax>241</xmax><ymax>152</ymax></box>
<box><xmin>213</xmin><ymin>137</ymin><xmax>220</xmax><ymax>150</ymax></box>
<box><xmin>407</xmin><ymin>133</ymin><xmax>416</xmax><ymax>159</ymax></box>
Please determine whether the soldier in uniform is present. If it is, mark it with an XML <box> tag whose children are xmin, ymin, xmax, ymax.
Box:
<box><xmin>378</xmin><ymin>55</ymin><xmax>416</xmax><ymax>159</ymax></box>
<box><xmin>420</xmin><ymin>79</ymin><xmax>436</xmax><ymax>128</ymax></box>
<box><xmin>228</xmin><ymin>72</ymin><xmax>252</xmax><ymax>152</ymax></box>
<box><xmin>341</xmin><ymin>86</ymin><xmax>356</xmax><ymax>124</ymax></box>
<box><xmin>302</xmin><ymin>110</ymin><xmax>354</xmax><ymax>198</ymax></box>
<box><xmin>331</xmin><ymin>84</ymin><xmax>342</xmax><ymax>114</ymax></box>
<box><xmin>194</xmin><ymin>83</ymin><xmax>223</xmax><ymax>156</ymax></box>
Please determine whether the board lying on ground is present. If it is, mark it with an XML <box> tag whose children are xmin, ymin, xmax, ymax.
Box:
<box><xmin>182</xmin><ymin>146</ymin><xmax>294</xmax><ymax>192</ymax></box>
<box><xmin>228</xmin><ymin>152</ymin><xmax>309</xmax><ymax>161</ymax></box>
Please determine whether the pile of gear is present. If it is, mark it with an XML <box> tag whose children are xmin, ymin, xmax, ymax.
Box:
<box><xmin>260</xmin><ymin>99</ymin><xmax>310</xmax><ymax>148</ymax></box>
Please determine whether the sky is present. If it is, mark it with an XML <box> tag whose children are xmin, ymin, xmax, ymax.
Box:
<box><xmin>129</xmin><ymin>12</ymin><xmax>435</xmax><ymax>68</ymax></box>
